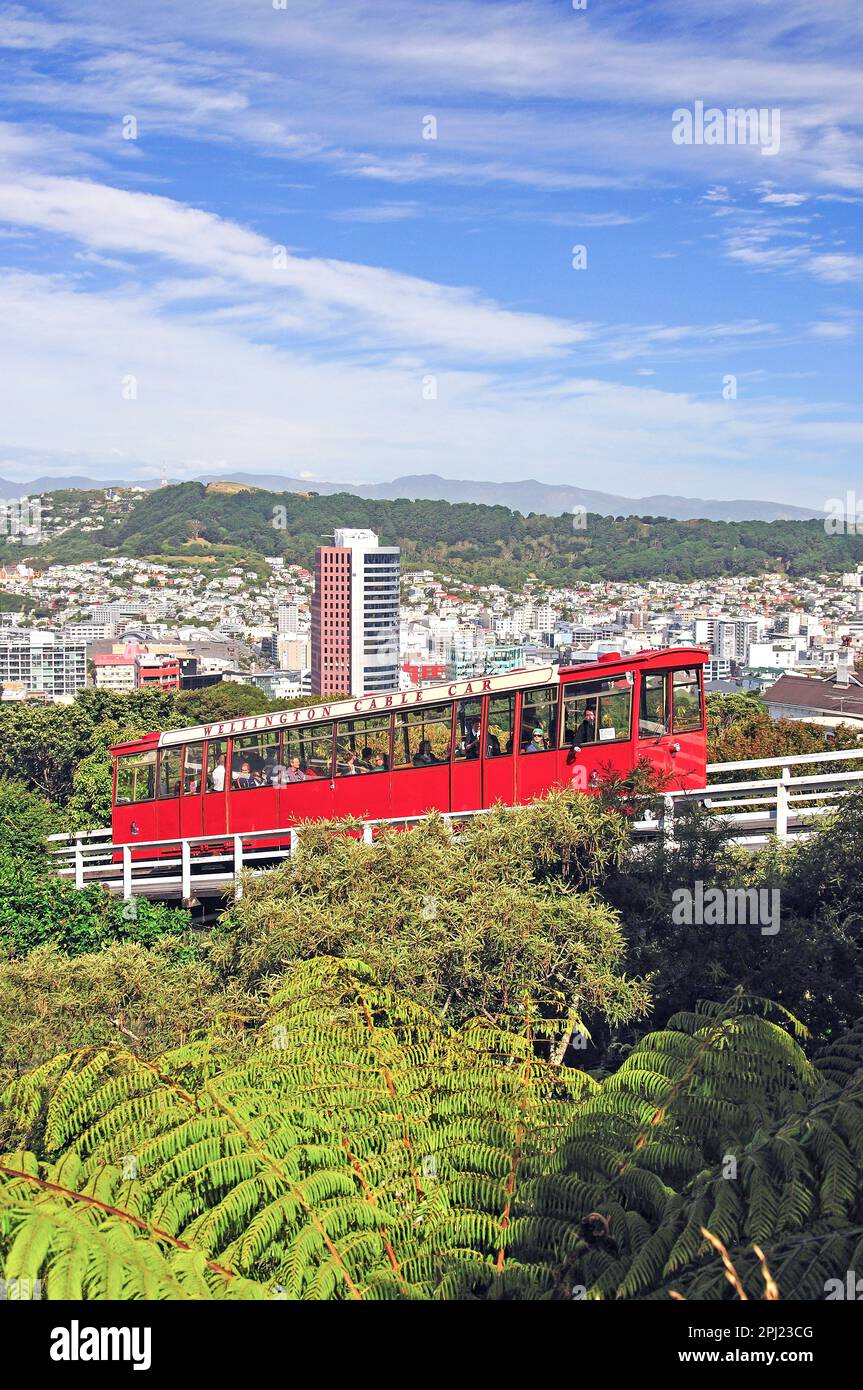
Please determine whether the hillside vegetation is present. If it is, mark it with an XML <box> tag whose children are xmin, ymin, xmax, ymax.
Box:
<box><xmin>8</xmin><ymin>482</ymin><xmax>863</xmax><ymax>583</ymax></box>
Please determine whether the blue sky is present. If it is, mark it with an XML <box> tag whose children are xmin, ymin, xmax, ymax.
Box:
<box><xmin>0</xmin><ymin>0</ymin><xmax>861</xmax><ymax>504</ymax></box>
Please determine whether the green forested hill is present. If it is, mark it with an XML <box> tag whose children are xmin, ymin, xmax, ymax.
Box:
<box><xmin>10</xmin><ymin>482</ymin><xmax>863</xmax><ymax>584</ymax></box>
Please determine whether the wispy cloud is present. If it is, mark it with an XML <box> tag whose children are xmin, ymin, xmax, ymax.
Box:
<box><xmin>331</xmin><ymin>201</ymin><xmax>420</xmax><ymax>222</ymax></box>
<box><xmin>0</xmin><ymin>268</ymin><xmax>858</xmax><ymax>503</ymax></box>
<box><xmin>0</xmin><ymin>172</ymin><xmax>591</xmax><ymax>360</ymax></box>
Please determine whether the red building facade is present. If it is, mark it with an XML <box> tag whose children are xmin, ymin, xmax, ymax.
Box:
<box><xmin>311</xmin><ymin>546</ymin><xmax>352</xmax><ymax>696</ymax></box>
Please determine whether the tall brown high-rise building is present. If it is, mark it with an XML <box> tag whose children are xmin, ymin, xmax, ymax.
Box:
<box><xmin>311</xmin><ymin>544</ymin><xmax>352</xmax><ymax>696</ymax></box>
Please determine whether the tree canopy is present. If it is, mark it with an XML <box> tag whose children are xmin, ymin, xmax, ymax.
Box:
<box><xmin>7</xmin><ymin>481</ymin><xmax>863</xmax><ymax>584</ymax></box>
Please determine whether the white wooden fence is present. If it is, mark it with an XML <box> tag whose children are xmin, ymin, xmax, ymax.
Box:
<box><xmin>48</xmin><ymin>747</ymin><xmax>863</xmax><ymax>904</ymax></box>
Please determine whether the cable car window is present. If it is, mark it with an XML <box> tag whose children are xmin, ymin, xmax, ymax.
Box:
<box><xmin>520</xmin><ymin>686</ymin><xmax>559</xmax><ymax>753</ymax></box>
<box><xmin>672</xmin><ymin>668</ymin><xmax>703</xmax><ymax>733</ymax></box>
<box><xmin>232</xmin><ymin>732</ymin><xmax>282</xmax><ymax>789</ymax></box>
<box><xmin>639</xmin><ymin>672</ymin><xmax>670</xmax><ymax>737</ymax></box>
<box><xmin>206</xmin><ymin>739</ymin><xmax>228</xmax><ymax>793</ymax></box>
<box><xmin>454</xmin><ymin>698</ymin><xmax>483</xmax><ymax>760</ymax></box>
<box><xmin>157</xmin><ymin>746</ymin><xmax>182</xmax><ymax>799</ymax></box>
<box><xmin>562</xmin><ymin>677</ymin><xmax>632</xmax><ymax>747</ymax></box>
<box><xmin>486</xmin><ymin>693</ymin><xmax>514</xmax><ymax>757</ymax></box>
<box><xmin>284</xmin><ymin>723</ymin><xmax>334</xmax><ymax>779</ymax></box>
<box><xmin>335</xmin><ymin>715</ymin><xmax>391</xmax><ymax>774</ymax></box>
<box><xmin>182</xmin><ymin>742</ymin><xmax>204</xmax><ymax>795</ymax></box>
<box><xmin>394</xmin><ymin>702</ymin><xmax>452</xmax><ymax>768</ymax></box>
<box><xmin>115</xmin><ymin>750</ymin><xmax>156</xmax><ymax>804</ymax></box>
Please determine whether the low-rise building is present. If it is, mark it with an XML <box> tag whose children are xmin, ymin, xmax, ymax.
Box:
<box><xmin>92</xmin><ymin>653</ymin><xmax>136</xmax><ymax>691</ymax></box>
<box><xmin>763</xmin><ymin>662</ymin><xmax>863</xmax><ymax>729</ymax></box>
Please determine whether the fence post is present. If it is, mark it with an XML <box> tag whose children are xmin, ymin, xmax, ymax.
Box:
<box><xmin>289</xmin><ymin>828</ymin><xmax>299</xmax><ymax>857</ymax></box>
<box><xmin>662</xmin><ymin>794</ymin><xmax>676</xmax><ymax>849</ymax></box>
<box><xmin>362</xmin><ymin>823</ymin><xmax>374</xmax><ymax>845</ymax></box>
<box><xmin>181</xmin><ymin>839</ymin><xmax>191</xmax><ymax>902</ymax></box>
<box><xmin>74</xmin><ymin>836</ymin><xmax>84</xmax><ymax>890</ymax></box>
<box><xmin>776</xmin><ymin>765</ymin><xmax>791</xmax><ymax>844</ymax></box>
<box><xmin>233</xmin><ymin>835</ymin><xmax>244</xmax><ymax>900</ymax></box>
<box><xmin>122</xmin><ymin>845</ymin><xmax>132</xmax><ymax>902</ymax></box>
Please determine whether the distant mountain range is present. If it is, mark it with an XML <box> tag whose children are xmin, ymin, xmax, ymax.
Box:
<box><xmin>0</xmin><ymin>470</ymin><xmax>821</xmax><ymax>523</ymax></box>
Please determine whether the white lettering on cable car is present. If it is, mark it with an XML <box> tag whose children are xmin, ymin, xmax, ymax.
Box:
<box><xmin>158</xmin><ymin>667</ymin><xmax>558</xmax><ymax>748</ymax></box>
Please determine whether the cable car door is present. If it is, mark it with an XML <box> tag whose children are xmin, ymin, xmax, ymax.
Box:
<box><xmin>179</xmin><ymin>741</ymin><xmax>205</xmax><ymax>840</ymax></box>
<box><xmin>203</xmin><ymin>738</ymin><xmax>229</xmax><ymax>838</ymax></box>
<box><xmin>636</xmin><ymin>670</ymin><xmax>674</xmax><ymax>788</ymax></box>
<box><xmin>155</xmin><ymin>746</ymin><xmax>182</xmax><ymax>848</ymax></box>
<box><xmin>451</xmin><ymin>697</ymin><xmax>483</xmax><ymax>813</ymax></box>
<box><xmin>482</xmin><ymin>692</ymin><xmax>516</xmax><ymax>808</ymax></box>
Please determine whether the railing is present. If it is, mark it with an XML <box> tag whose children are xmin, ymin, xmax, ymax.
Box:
<box><xmin>48</xmin><ymin>811</ymin><xmax>490</xmax><ymax>904</ymax></box>
<box><xmin>696</xmin><ymin>746</ymin><xmax>863</xmax><ymax>845</ymax></box>
<box><xmin>48</xmin><ymin>748</ymin><xmax>863</xmax><ymax>902</ymax></box>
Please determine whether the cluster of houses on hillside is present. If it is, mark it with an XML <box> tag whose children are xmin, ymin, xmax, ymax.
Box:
<box><xmin>4</xmin><ymin>549</ymin><xmax>863</xmax><ymax>729</ymax></box>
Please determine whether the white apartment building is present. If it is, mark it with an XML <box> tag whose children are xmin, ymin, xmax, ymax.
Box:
<box><xmin>0</xmin><ymin>628</ymin><xmax>86</xmax><ymax>699</ymax></box>
<box><xmin>748</xmin><ymin>638</ymin><xmax>807</xmax><ymax>672</ymax></box>
<box><xmin>694</xmin><ymin>617</ymin><xmax>760</xmax><ymax>664</ymax></box>
<box><xmin>277</xmin><ymin>602</ymin><xmax>302</xmax><ymax>634</ymax></box>
<box><xmin>65</xmin><ymin>622</ymin><xmax>116</xmax><ymax>642</ymax></box>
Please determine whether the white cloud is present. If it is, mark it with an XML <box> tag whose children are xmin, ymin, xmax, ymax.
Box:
<box><xmin>4</xmin><ymin>0</ymin><xmax>863</xmax><ymax>194</ymax></box>
<box><xmin>0</xmin><ymin>173</ymin><xmax>590</xmax><ymax>360</ymax></box>
<box><xmin>808</xmin><ymin>252</ymin><xmax>863</xmax><ymax>283</ymax></box>
<box><xmin>0</xmin><ymin>269</ymin><xmax>857</xmax><ymax>503</ymax></box>
<box><xmin>809</xmin><ymin>319</ymin><xmax>857</xmax><ymax>338</ymax></box>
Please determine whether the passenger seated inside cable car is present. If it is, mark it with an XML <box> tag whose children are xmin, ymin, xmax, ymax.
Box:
<box><xmin>520</xmin><ymin>685</ymin><xmax>559</xmax><ymax>752</ymax></box>
<box><xmin>412</xmin><ymin>739</ymin><xmax>440</xmax><ymax>766</ymax></box>
<box><xmin>524</xmin><ymin>726</ymin><xmax>546</xmax><ymax>753</ymax></box>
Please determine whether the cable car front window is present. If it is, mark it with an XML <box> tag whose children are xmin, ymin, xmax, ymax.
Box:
<box><xmin>672</xmin><ymin>668</ymin><xmax>703</xmax><ymax>732</ymax></box>
<box><xmin>639</xmin><ymin>672</ymin><xmax>670</xmax><ymax>738</ymax></box>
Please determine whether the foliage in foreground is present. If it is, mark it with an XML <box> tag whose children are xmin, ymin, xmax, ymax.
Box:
<box><xmin>2</xmin><ymin>958</ymin><xmax>860</xmax><ymax>1301</ymax></box>
<box><xmin>209</xmin><ymin>791</ymin><xmax>643</xmax><ymax>1039</ymax></box>
<box><xmin>0</xmin><ymin>853</ymin><xmax>188</xmax><ymax>963</ymax></box>
<box><xmin>605</xmin><ymin>794</ymin><xmax>863</xmax><ymax>1046</ymax></box>
<box><xmin>0</xmin><ymin>941</ymin><xmax>220</xmax><ymax>1085</ymax></box>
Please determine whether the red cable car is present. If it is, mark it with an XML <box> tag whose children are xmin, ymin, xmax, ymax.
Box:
<box><xmin>109</xmin><ymin>648</ymin><xmax>708</xmax><ymax>856</ymax></box>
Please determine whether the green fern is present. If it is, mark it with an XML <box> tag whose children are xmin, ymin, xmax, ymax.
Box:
<box><xmin>2</xmin><ymin>961</ymin><xmax>860</xmax><ymax>1300</ymax></box>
